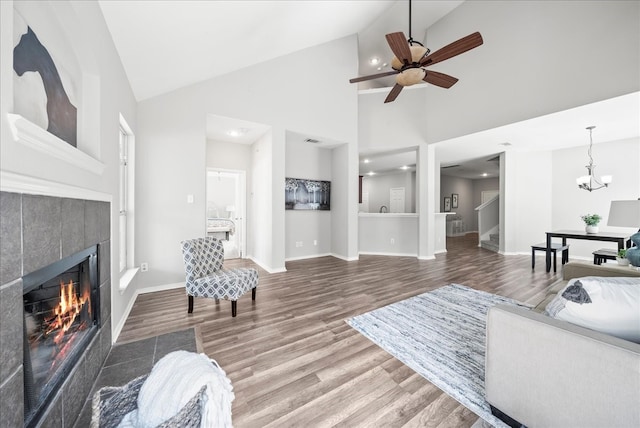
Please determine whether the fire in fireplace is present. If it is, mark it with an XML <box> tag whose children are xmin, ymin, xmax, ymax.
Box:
<box><xmin>22</xmin><ymin>245</ymin><xmax>100</xmax><ymax>427</ymax></box>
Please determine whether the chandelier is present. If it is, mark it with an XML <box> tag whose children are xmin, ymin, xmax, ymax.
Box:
<box><xmin>576</xmin><ymin>126</ymin><xmax>612</xmax><ymax>192</ymax></box>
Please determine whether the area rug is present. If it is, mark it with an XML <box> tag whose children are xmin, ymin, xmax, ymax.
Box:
<box><xmin>347</xmin><ymin>284</ymin><xmax>530</xmax><ymax>428</ymax></box>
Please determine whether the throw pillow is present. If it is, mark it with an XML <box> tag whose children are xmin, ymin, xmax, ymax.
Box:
<box><xmin>545</xmin><ymin>276</ymin><xmax>640</xmax><ymax>343</ymax></box>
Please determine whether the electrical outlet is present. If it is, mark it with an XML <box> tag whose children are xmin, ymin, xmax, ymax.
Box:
<box><xmin>140</xmin><ymin>262</ymin><xmax>149</xmax><ymax>272</ymax></box>
<box><xmin>390</xmin><ymin>238</ymin><xmax>395</xmax><ymax>245</ymax></box>
<box><xmin>314</xmin><ymin>240</ymin><xmax>317</xmax><ymax>246</ymax></box>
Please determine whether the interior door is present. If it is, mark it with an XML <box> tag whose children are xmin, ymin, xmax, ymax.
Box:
<box><xmin>206</xmin><ymin>169</ymin><xmax>246</xmax><ymax>259</ymax></box>
<box><xmin>390</xmin><ymin>187</ymin><xmax>405</xmax><ymax>213</ymax></box>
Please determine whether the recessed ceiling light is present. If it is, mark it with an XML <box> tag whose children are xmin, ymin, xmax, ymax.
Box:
<box><xmin>226</xmin><ymin>127</ymin><xmax>250</xmax><ymax>137</ymax></box>
<box><xmin>369</xmin><ymin>57</ymin><xmax>380</xmax><ymax>65</ymax></box>
<box><xmin>377</xmin><ymin>67</ymin><xmax>382</xmax><ymax>71</ymax></box>
<box><xmin>368</xmin><ymin>171</ymin><xmax>376</xmax><ymax>176</ymax></box>
<box><xmin>482</xmin><ymin>173</ymin><xmax>488</xmax><ymax>177</ymax></box>
<box><xmin>400</xmin><ymin>165</ymin><xmax>409</xmax><ymax>170</ymax></box>
<box><xmin>363</xmin><ymin>159</ymin><xmax>370</xmax><ymax>164</ymax></box>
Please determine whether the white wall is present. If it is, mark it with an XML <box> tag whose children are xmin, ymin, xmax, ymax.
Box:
<box><xmin>500</xmin><ymin>138</ymin><xmax>639</xmax><ymax>257</ymax></box>
<box><xmin>206</xmin><ymin>139</ymin><xmax>252</xmax><ymax>172</ymax></box>
<box><xmin>331</xmin><ymin>142</ymin><xmax>359</xmax><ymax>260</ymax></box>
<box><xmin>249</xmin><ymin>131</ymin><xmax>274</xmax><ymax>267</ymax></box>
<box><xmin>284</xmin><ymin>138</ymin><xmax>333</xmax><ymax>260</ymax></box>
<box><xmin>503</xmin><ymin>150</ymin><xmax>554</xmax><ymax>254</ymax></box>
<box><xmin>424</xmin><ymin>0</ymin><xmax>640</xmax><ymax>144</ymax></box>
<box><xmin>133</xmin><ymin>34</ymin><xmax>359</xmax><ymax>283</ymax></box>
<box><xmin>0</xmin><ymin>0</ymin><xmax>137</xmax><ymax>339</ymax></box>
<box><xmin>551</xmin><ymin>138</ymin><xmax>640</xmax><ymax>258</ymax></box>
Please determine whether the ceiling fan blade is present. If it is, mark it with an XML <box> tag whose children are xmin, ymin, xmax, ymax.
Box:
<box><xmin>386</xmin><ymin>32</ymin><xmax>412</xmax><ymax>64</ymax></box>
<box><xmin>423</xmin><ymin>70</ymin><xmax>459</xmax><ymax>88</ymax></box>
<box><xmin>349</xmin><ymin>70</ymin><xmax>399</xmax><ymax>84</ymax></box>
<box><xmin>384</xmin><ymin>84</ymin><xmax>403</xmax><ymax>103</ymax></box>
<box><xmin>420</xmin><ymin>32</ymin><xmax>483</xmax><ymax>67</ymax></box>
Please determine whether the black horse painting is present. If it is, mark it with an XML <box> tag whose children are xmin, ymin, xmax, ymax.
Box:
<box><xmin>14</xmin><ymin>26</ymin><xmax>77</xmax><ymax>147</ymax></box>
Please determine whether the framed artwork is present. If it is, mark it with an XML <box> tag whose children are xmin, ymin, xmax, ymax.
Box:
<box><xmin>444</xmin><ymin>196</ymin><xmax>451</xmax><ymax>212</ymax></box>
<box><xmin>452</xmin><ymin>193</ymin><xmax>459</xmax><ymax>209</ymax></box>
<box><xmin>285</xmin><ymin>177</ymin><xmax>331</xmax><ymax>210</ymax></box>
<box><xmin>13</xmin><ymin>13</ymin><xmax>79</xmax><ymax>147</ymax></box>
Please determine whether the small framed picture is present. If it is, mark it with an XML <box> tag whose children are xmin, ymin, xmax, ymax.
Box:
<box><xmin>452</xmin><ymin>193</ymin><xmax>459</xmax><ymax>209</ymax></box>
<box><xmin>444</xmin><ymin>196</ymin><xmax>451</xmax><ymax>212</ymax></box>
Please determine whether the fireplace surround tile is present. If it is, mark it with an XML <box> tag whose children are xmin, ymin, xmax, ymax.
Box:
<box><xmin>39</xmin><ymin>397</ymin><xmax>63</xmax><ymax>428</ymax></box>
<box><xmin>0</xmin><ymin>366</ymin><xmax>25</xmax><ymax>428</ymax></box>
<box><xmin>23</xmin><ymin>194</ymin><xmax>62</xmax><ymax>275</ymax></box>
<box><xmin>99</xmin><ymin>240</ymin><xmax>111</xmax><ymax>285</ymax></box>
<box><xmin>100</xmin><ymin>280</ymin><xmax>112</xmax><ymax>323</ymax></box>
<box><xmin>0</xmin><ymin>278</ymin><xmax>23</xmax><ymax>383</ymax></box>
<box><xmin>61</xmin><ymin>198</ymin><xmax>86</xmax><ymax>258</ymax></box>
<box><xmin>63</xmin><ymin>362</ymin><xmax>90</xmax><ymax>428</ymax></box>
<box><xmin>0</xmin><ymin>191</ymin><xmax>22</xmax><ymax>285</ymax></box>
<box><xmin>85</xmin><ymin>335</ymin><xmax>104</xmax><ymax>392</ymax></box>
<box><xmin>85</xmin><ymin>200</ymin><xmax>109</xmax><ymax>248</ymax></box>
<box><xmin>101</xmin><ymin>318</ymin><xmax>113</xmax><ymax>362</ymax></box>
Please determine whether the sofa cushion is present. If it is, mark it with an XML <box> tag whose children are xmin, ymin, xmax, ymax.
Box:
<box><xmin>544</xmin><ymin>276</ymin><xmax>640</xmax><ymax>343</ymax></box>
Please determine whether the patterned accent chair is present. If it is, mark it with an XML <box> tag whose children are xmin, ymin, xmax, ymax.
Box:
<box><xmin>180</xmin><ymin>237</ymin><xmax>258</xmax><ymax>317</ymax></box>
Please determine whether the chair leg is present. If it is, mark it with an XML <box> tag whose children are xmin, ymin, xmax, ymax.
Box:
<box><xmin>252</xmin><ymin>287</ymin><xmax>257</xmax><ymax>300</ymax></box>
<box><xmin>553</xmin><ymin>249</ymin><xmax>557</xmax><ymax>273</ymax></box>
<box><xmin>188</xmin><ymin>295</ymin><xmax>194</xmax><ymax>314</ymax></box>
<box><xmin>231</xmin><ymin>300</ymin><xmax>237</xmax><ymax>317</ymax></box>
<box><xmin>531</xmin><ymin>249</ymin><xmax>535</xmax><ymax>270</ymax></box>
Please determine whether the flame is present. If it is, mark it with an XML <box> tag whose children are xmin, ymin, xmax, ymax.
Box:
<box><xmin>46</xmin><ymin>280</ymin><xmax>91</xmax><ymax>345</ymax></box>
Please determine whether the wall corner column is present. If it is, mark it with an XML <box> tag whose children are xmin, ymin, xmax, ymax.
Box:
<box><xmin>418</xmin><ymin>143</ymin><xmax>436</xmax><ymax>259</ymax></box>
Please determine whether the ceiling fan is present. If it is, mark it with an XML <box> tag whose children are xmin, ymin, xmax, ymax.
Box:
<box><xmin>350</xmin><ymin>0</ymin><xmax>483</xmax><ymax>103</ymax></box>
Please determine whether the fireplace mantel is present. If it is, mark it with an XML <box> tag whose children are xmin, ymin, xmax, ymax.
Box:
<box><xmin>7</xmin><ymin>114</ymin><xmax>105</xmax><ymax>176</ymax></box>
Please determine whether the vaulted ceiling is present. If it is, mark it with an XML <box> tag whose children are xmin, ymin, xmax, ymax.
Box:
<box><xmin>99</xmin><ymin>0</ymin><xmax>462</xmax><ymax>102</ymax></box>
<box><xmin>99</xmin><ymin>1</ymin><xmax>639</xmax><ymax>179</ymax></box>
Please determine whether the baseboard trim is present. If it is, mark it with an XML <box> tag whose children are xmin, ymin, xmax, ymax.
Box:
<box><xmin>359</xmin><ymin>251</ymin><xmax>418</xmax><ymax>257</ymax></box>
<box><xmin>248</xmin><ymin>256</ymin><xmax>286</xmax><ymax>273</ymax></box>
<box><xmin>330</xmin><ymin>253</ymin><xmax>359</xmax><ymax>261</ymax></box>
<box><xmin>138</xmin><ymin>282</ymin><xmax>184</xmax><ymax>295</ymax></box>
<box><xmin>285</xmin><ymin>253</ymin><xmax>332</xmax><ymax>262</ymax></box>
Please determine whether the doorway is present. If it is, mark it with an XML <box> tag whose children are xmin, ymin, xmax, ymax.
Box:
<box><xmin>206</xmin><ymin>169</ymin><xmax>246</xmax><ymax>259</ymax></box>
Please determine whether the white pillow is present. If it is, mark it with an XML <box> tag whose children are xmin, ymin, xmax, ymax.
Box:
<box><xmin>547</xmin><ymin>276</ymin><xmax>640</xmax><ymax>343</ymax></box>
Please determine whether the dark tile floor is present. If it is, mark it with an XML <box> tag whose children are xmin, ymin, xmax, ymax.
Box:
<box><xmin>74</xmin><ymin>328</ymin><xmax>199</xmax><ymax>427</ymax></box>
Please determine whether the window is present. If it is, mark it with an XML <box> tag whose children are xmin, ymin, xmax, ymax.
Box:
<box><xmin>118</xmin><ymin>114</ymin><xmax>135</xmax><ymax>287</ymax></box>
<box><xmin>119</xmin><ymin>125</ymin><xmax>128</xmax><ymax>272</ymax></box>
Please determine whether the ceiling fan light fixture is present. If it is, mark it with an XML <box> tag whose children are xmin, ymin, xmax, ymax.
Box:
<box><xmin>396</xmin><ymin>68</ymin><xmax>426</xmax><ymax>86</ymax></box>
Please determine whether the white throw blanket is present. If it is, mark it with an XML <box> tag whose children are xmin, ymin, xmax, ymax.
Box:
<box><xmin>117</xmin><ymin>351</ymin><xmax>234</xmax><ymax>427</ymax></box>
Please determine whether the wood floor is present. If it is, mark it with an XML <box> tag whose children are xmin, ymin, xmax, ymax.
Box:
<box><xmin>118</xmin><ymin>234</ymin><xmax>562</xmax><ymax>427</ymax></box>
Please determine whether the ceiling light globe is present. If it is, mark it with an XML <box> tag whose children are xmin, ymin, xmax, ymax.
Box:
<box><xmin>396</xmin><ymin>68</ymin><xmax>426</xmax><ymax>86</ymax></box>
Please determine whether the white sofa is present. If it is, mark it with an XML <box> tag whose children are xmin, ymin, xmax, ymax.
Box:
<box><xmin>485</xmin><ymin>262</ymin><xmax>640</xmax><ymax>428</ymax></box>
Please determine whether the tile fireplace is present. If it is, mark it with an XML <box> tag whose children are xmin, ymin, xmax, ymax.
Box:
<box><xmin>0</xmin><ymin>192</ymin><xmax>112</xmax><ymax>428</ymax></box>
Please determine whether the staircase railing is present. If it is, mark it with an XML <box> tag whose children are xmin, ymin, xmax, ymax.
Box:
<box><xmin>475</xmin><ymin>195</ymin><xmax>499</xmax><ymax>247</ymax></box>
